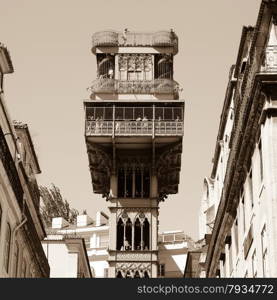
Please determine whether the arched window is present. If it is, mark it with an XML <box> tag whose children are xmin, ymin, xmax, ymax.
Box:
<box><xmin>144</xmin><ymin>271</ymin><xmax>150</xmax><ymax>278</ymax></box>
<box><xmin>116</xmin><ymin>218</ymin><xmax>124</xmax><ymax>250</ymax></box>
<box><xmin>116</xmin><ymin>271</ymin><xmax>123</xmax><ymax>278</ymax></box>
<box><xmin>125</xmin><ymin>218</ymin><xmax>132</xmax><ymax>250</ymax></box>
<box><xmin>134</xmin><ymin>218</ymin><xmax>141</xmax><ymax>250</ymax></box>
<box><xmin>125</xmin><ymin>271</ymin><xmax>132</xmax><ymax>278</ymax></box>
<box><xmin>134</xmin><ymin>271</ymin><xmax>140</xmax><ymax>278</ymax></box>
<box><xmin>4</xmin><ymin>223</ymin><xmax>11</xmax><ymax>273</ymax></box>
<box><xmin>143</xmin><ymin>218</ymin><xmax>150</xmax><ymax>250</ymax></box>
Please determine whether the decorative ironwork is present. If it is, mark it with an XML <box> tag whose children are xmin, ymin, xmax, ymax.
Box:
<box><xmin>89</xmin><ymin>78</ymin><xmax>179</xmax><ymax>95</ymax></box>
<box><xmin>86</xmin><ymin>120</ymin><xmax>183</xmax><ymax>136</ymax></box>
<box><xmin>91</xmin><ymin>30</ymin><xmax>178</xmax><ymax>54</ymax></box>
<box><xmin>92</xmin><ymin>31</ymin><xmax>118</xmax><ymax>53</ymax></box>
<box><xmin>0</xmin><ymin>128</ymin><xmax>23</xmax><ymax>208</ymax></box>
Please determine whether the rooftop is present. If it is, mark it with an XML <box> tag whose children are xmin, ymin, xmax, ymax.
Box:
<box><xmin>91</xmin><ymin>29</ymin><xmax>178</xmax><ymax>54</ymax></box>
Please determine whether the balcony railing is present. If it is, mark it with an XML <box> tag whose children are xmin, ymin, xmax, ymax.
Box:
<box><xmin>92</xmin><ymin>31</ymin><xmax>119</xmax><ymax>50</ymax></box>
<box><xmin>92</xmin><ymin>30</ymin><xmax>178</xmax><ymax>54</ymax></box>
<box><xmin>90</xmin><ymin>79</ymin><xmax>179</xmax><ymax>95</ymax></box>
<box><xmin>86</xmin><ymin>120</ymin><xmax>183</xmax><ymax>136</ymax></box>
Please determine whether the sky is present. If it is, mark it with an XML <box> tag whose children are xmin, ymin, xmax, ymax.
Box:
<box><xmin>0</xmin><ymin>0</ymin><xmax>262</xmax><ymax>239</ymax></box>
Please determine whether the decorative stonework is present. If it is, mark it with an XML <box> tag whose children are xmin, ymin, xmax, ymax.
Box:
<box><xmin>116</xmin><ymin>252</ymin><xmax>152</xmax><ymax>261</ymax></box>
<box><xmin>116</xmin><ymin>208</ymin><xmax>151</xmax><ymax>222</ymax></box>
<box><xmin>116</xmin><ymin>262</ymin><xmax>151</xmax><ymax>270</ymax></box>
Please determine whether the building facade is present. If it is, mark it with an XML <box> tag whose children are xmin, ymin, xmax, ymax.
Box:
<box><xmin>48</xmin><ymin>212</ymin><xmax>109</xmax><ymax>277</ymax></box>
<box><xmin>0</xmin><ymin>44</ymin><xmax>49</xmax><ymax>277</ymax></box>
<box><xmin>84</xmin><ymin>30</ymin><xmax>184</xmax><ymax>278</ymax></box>
<box><xmin>200</xmin><ymin>0</ymin><xmax>277</xmax><ymax>278</ymax></box>
<box><xmin>42</xmin><ymin>233</ymin><xmax>92</xmax><ymax>278</ymax></box>
<box><xmin>158</xmin><ymin>231</ymin><xmax>193</xmax><ymax>278</ymax></box>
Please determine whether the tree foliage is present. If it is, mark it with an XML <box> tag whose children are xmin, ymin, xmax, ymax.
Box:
<box><xmin>39</xmin><ymin>184</ymin><xmax>79</xmax><ymax>227</ymax></box>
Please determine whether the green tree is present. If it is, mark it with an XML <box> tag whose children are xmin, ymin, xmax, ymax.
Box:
<box><xmin>39</xmin><ymin>184</ymin><xmax>79</xmax><ymax>227</ymax></box>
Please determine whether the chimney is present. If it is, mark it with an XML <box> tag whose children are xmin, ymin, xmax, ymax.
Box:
<box><xmin>77</xmin><ymin>214</ymin><xmax>93</xmax><ymax>227</ymax></box>
<box><xmin>96</xmin><ymin>211</ymin><xmax>109</xmax><ymax>226</ymax></box>
<box><xmin>52</xmin><ymin>217</ymin><xmax>69</xmax><ymax>229</ymax></box>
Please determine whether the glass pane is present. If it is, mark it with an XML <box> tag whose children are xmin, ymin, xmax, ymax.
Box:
<box><xmin>87</xmin><ymin>107</ymin><xmax>95</xmax><ymax>119</ymax></box>
<box><xmin>173</xmin><ymin>108</ymin><xmax>182</xmax><ymax>120</ymax></box>
<box><xmin>134</xmin><ymin>107</ymin><xmax>143</xmax><ymax>120</ymax></box>
<box><xmin>115</xmin><ymin>108</ymin><xmax>124</xmax><ymax>120</ymax></box>
<box><xmin>125</xmin><ymin>107</ymin><xmax>133</xmax><ymax>120</ymax></box>
<box><xmin>104</xmin><ymin>107</ymin><xmax>113</xmax><ymax>120</ymax></box>
<box><xmin>164</xmin><ymin>108</ymin><xmax>173</xmax><ymax>120</ymax></box>
<box><xmin>155</xmin><ymin>107</ymin><xmax>163</xmax><ymax>120</ymax></box>
<box><xmin>95</xmin><ymin>107</ymin><xmax>104</xmax><ymax>119</ymax></box>
<box><xmin>144</xmin><ymin>107</ymin><xmax>153</xmax><ymax>120</ymax></box>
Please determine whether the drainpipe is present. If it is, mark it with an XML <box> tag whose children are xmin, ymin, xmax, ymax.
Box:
<box><xmin>9</xmin><ymin>200</ymin><xmax>27</xmax><ymax>277</ymax></box>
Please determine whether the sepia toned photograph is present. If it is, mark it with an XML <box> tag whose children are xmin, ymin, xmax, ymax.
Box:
<box><xmin>1</xmin><ymin>0</ymin><xmax>277</xmax><ymax>297</ymax></box>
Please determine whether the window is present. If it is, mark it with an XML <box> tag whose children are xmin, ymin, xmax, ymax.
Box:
<box><xmin>117</xmin><ymin>214</ymin><xmax>150</xmax><ymax>251</ymax></box>
<box><xmin>4</xmin><ymin>223</ymin><xmax>11</xmax><ymax>273</ymax></box>
<box><xmin>251</xmin><ymin>250</ymin><xmax>257</xmax><ymax>278</ymax></box>
<box><xmin>241</xmin><ymin>196</ymin><xmax>246</xmax><ymax>234</ymax></box>
<box><xmin>261</xmin><ymin>225</ymin><xmax>268</xmax><ymax>277</ymax></box>
<box><xmin>258</xmin><ymin>141</ymin><xmax>263</xmax><ymax>183</ymax></box>
<box><xmin>158</xmin><ymin>264</ymin><xmax>165</xmax><ymax>277</ymax></box>
<box><xmin>249</xmin><ymin>170</ymin><xmax>254</xmax><ymax>208</ymax></box>
<box><xmin>234</xmin><ymin>219</ymin><xmax>239</xmax><ymax>255</ymax></box>
<box><xmin>117</xmin><ymin>165</ymin><xmax>150</xmax><ymax>198</ymax></box>
<box><xmin>228</xmin><ymin>240</ymin><xmax>233</xmax><ymax>275</ymax></box>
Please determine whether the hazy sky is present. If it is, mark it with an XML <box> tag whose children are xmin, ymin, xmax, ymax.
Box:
<box><xmin>0</xmin><ymin>0</ymin><xmax>261</xmax><ymax>239</ymax></box>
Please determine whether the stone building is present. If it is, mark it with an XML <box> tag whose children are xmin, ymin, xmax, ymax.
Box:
<box><xmin>199</xmin><ymin>0</ymin><xmax>277</xmax><ymax>278</ymax></box>
<box><xmin>84</xmin><ymin>30</ymin><xmax>184</xmax><ymax>278</ymax></box>
<box><xmin>0</xmin><ymin>44</ymin><xmax>49</xmax><ymax>277</ymax></box>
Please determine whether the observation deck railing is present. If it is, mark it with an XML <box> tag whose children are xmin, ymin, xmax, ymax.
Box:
<box><xmin>86</xmin><ymin>120</ymin><xmax>183</xmax><ymax>136</ymax></box>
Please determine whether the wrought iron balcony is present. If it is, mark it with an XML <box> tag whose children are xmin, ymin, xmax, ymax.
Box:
<box><xmin>91</xmin><ymin>30</ymin><xmax>178</xmax><ymax>54</ymax></box>
<box><xmin>89</xmin><ymin>78</ymin><xmax>179</xmax><ymax>95</ymax></box>
<box><xmin>86</xmin><ymin>120</ymin><xmax>183</xmax><ymax>136</ymax></box>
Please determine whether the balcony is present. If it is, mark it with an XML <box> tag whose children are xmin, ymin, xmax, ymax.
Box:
<box><xmin>92</xmin><ymin>31</ymin><xmax>118</xmax><ymax>52</ymax></box>
<box><xmin>89</xmin><ymin>78</ymin><xmax>179</xmax><ymax>96</ymax></box>
<box><xmin>86</xmin><ymin>120</ymin><xmax>183</xmax><ymax>136</ymax></box>
<box><xmin>91</xmin><ymin>30</ymin><xmax>178</xmax><ymax>54</ymax></box>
